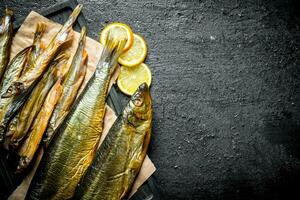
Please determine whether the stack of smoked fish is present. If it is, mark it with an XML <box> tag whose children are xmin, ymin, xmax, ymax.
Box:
<box><xmin>0</xmin><ymin>4</ymin><xmax>152</xmax><ymax>200</ymax></box>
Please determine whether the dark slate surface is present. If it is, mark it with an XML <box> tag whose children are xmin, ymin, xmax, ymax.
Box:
<box><xmin>1</xmin><ymin>0</ymin><xmax>300</xmax><ymax>199</ymax></box>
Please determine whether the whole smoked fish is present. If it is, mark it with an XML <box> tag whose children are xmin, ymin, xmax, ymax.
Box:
<box><xmin>17</xmin><ymin>79</ymin><xmax>63</xmax><ymax>172</ymax></box>
<box><xmin>74</xmin><ymin>83</ymin><xmax>153</xmax><ymax>200</ymax></box>
<box><xmin>0</xmin><ymin>47</ymin><xmax>29</xmax><ymax>143</ymax></box>
<box><xmin>0</xmin><ymin>23</ymin><xmax>46</xmax><ymax>143</ymax></box>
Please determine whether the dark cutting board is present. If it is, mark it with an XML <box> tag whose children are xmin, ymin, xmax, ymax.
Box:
<box><xmin>0</xmin><ymin>0</ymin><xmax>160</xmax><ymax>199</ymax></box>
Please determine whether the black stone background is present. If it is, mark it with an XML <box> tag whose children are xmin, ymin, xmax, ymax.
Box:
<box><xmin>1</xmin><ymin>0</ymin><xmax>300</xmax><ymax>199</ymax></box>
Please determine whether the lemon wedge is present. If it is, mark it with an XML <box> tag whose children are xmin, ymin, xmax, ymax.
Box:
<box><xmin>117</xmin><ymin>63</ymin><xmax>151</xmax><ymax>96</ymax></box>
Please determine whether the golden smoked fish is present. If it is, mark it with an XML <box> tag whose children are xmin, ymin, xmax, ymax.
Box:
<box><xmin>8</xmin><ymin>53</ymin><xmax>69</xmax><ymax>149</ymax></box>
<box><xmin>44</xmin><ymin>26</ymin><xmax>88</xmax><ymax>146</ymax></box>
<box><xmin>3</xmin><ymin>5</ymin><xmax>82</xmax><ymax>97</ymax></box>
<box><xmin>17</xmin><ymin>79</ymin><xmax>63</xmax><ymax>172</ymax></box>
<box><xmin>0</xmin><ymin>23</ymin><xmax>46</xmax><ymax>143</ymax></box>
<box><xmin>0</xmin><ymin>47</ymin><xmax>29</xmax><ymax>143</ymax></box>
<box><xmin>26</xmin><ymin>35</ymin><xmax>126</xmax><ymax>200</ymax></box>
<box><xmin>0</xmin><ymin>8</ymin><xmax>13</xmax><ymax>82</ymax></box>
<box><xmin>74</xmin><ymin>83</ymin><xmax>152</xmax><ymax>200</ymax></box>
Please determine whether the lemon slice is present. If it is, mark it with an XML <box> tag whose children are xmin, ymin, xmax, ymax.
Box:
<box><xmin>117</xmin><ymin>63</ymin><xmax>152</xmax><ymax>96</ymax></box>
<box><xmin>118</xmin><ymin>34</ymin><xmax>147</xmax><ymax>67</ymax></box>
<box><xmin>100</xmin><ymin>22</ymin><xmax>134</xmax><ymax>51</ymax></box>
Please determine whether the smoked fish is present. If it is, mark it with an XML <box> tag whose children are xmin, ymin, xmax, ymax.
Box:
<box><xmin>17</xmin><ymin>79</ymin><xmax>63</xmax><ymax>172</ymax></box>
<box><xmin>0</xmin><ymin>8</ymin><xmax>13</xmax><ymax>82</ymax></box>
<box><xmin>44</xmin><ymin>26</ymin><xmax>88</xmax><ymax>147</ymax></box>
<box><xmin>26</xmin><ymin>35</ymin><xmax>126</xmax><ymax>200</ymax></box>
<box><xmin>8</xmin><ymin>53</ymin><xmax>69</xmax><ymax>149</ymax></box>
<box><xmin>0</xmin><ymin>47</ymin><xmax>30</xmax><ymax>143</ymax></box>
<box><xmin>0</xmin><ymin>22</ymin><xmax>46</xmax><ymax>143</ymax></box>
<box><xmin>74</xmin><ymin>83</ymin><xmax>152</xmax><ymax>200</ymax></box>
<box><xmin>4</xmin><ymin>5</ymin><xmax>82</xmax><ymax>97</ymax></box>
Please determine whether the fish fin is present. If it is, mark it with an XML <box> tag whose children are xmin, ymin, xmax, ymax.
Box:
<box><xmin>98</xmin><ymin>32</ymin><xmax>126</xmax><ymax>70</ymax></box>
<box><xmin>56</xmin><ymin>4</ymin><xmax>82</xmax><ymax>43</ymax></box>
<box><xmin>4</xmin><ymin>8</ymin><xmax>14</xmax><ymax>17</ymax></box>
<box><xmin>64</xmin><ymin>4</ymin><xmax>82</xmax><ymax>29</ymax></box>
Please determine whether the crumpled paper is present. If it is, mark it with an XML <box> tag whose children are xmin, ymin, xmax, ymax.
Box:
<box><xmin>8</xmin><ymin>11</ymin><xmax>155</xmax><ymax>199</ymax></box>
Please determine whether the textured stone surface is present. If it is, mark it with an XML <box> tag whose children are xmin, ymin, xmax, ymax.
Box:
<box><xmin>1</xmin><ymin>0</ymin><xmax>300</xmax><ymax>199</ymax></box>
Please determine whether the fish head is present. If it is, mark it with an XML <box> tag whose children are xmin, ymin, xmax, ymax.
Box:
<box><xmin>125</xmin><ymin>83</ymin><xmax>152</xmax><ymax>128</ymax></box>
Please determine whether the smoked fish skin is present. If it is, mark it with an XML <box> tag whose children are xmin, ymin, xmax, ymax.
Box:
<box><xmin>0</xmin><ymin>47</ymin><xmax>30</xmax><ymax>143</ymax></box>
<box><xmin>74</xmin><ymin>83</ymin><xmax>152</xmax><ymax>200</ymax></box>
<box><xmin>8</xmin><ymin>53</ymin><xmax>69</xmax><ymax>149</ymax></box>
<box><xmin>26</xmin><ymin>36</ymin><xmax>126</xmax><ymax>200</ymax></box>
<box><xmin>0</xmin><ymin>8</ymin><xmax>13</xmax><ymax>82</ymax></box>
<box><xmin>4</xmin><ymin>5</ymin><xmax>82</xmax><ymax>97</ymax></box>
<box><xmin>44</xmin><ymin>26</ymin><xmax>88</xmax><ymax>147</ymax></box>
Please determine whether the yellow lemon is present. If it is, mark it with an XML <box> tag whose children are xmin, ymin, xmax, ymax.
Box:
<box><xmin>118</xmin><ymin>34</ymin><xmax>147</xmax><ymax>67</ymax></box>
<box><xmin>100</xmin><ymin>22</ymin><xmax>134</xmax><ymax>51</ymax></box>
<box><xmin>117</xmin><ymin>63</ymin><xmax>152</xmax><ymax>96</ymax></box>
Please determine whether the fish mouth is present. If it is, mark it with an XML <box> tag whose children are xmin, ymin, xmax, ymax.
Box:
<box><xmin>138</xmin><ymin>82</ymin><xmax>148</xmax><ymax>91</ymax></box>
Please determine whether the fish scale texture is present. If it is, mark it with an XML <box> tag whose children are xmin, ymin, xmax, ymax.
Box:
<box><xmin>1</xmin><ymin>0</ymin><xmax>300</xmax><ymax>199</ymax></box>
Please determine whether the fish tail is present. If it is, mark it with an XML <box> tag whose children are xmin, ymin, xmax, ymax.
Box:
<box><xmin>33</xmin><ymin>22</ymin><xmax>46</xmax><ymax>43</ymax></box>
<box><xmin>66</xmin><ymin>4</ymin><xmax>83</xmax><ymax>27</ymax></box>
<box><xmin>4</xmin><ymin>8</ymin><xmax>14</xmax><ymax>17</ymax></box>
<box><xmin>56</xmin><ymin>4</ymin><xmax>82</xmax><ymax>42</ymax></box>
<box><xmin>98</xmin><ymin>32</ymin><xmax>126</xmax><ymax>71</ymax></box>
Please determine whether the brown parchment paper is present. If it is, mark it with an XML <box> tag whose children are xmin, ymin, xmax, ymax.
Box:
<box><xmin>8</xmin><ymin>11</ymin><xmax>155</xmax><ymax>199</ymax></box>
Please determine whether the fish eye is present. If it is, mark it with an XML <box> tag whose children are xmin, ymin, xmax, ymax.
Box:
<box><xmin>133</xmin><ymin>97</ymin><xmax>144</xmax><ymax>107</ymax></box>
